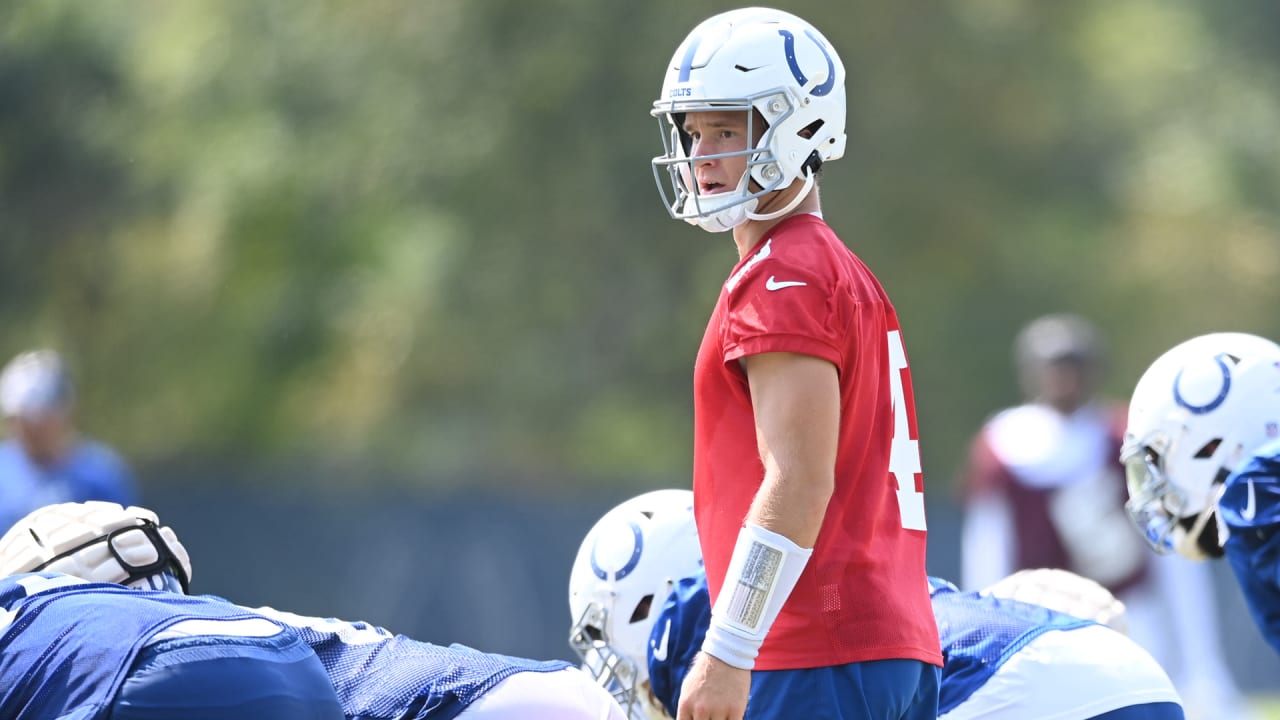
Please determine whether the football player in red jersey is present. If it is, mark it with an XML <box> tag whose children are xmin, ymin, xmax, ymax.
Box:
<box><xmin>649</xmin><ymin>7</ymin><xmax>942</xmax><ymax>720</ymax></box>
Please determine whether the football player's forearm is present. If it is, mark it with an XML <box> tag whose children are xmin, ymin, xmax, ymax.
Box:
<box><xmin>702</xmin><ymin>521</ymin><xmax>813</xmax><ymax>669</ymax></box>
<box><xmin>746</xmin><ymin>466</ymin><xmax>831</xmax><ymax>547</ymax></box>
<box><xmin>702</xmin><ymin>453</ymin><xmax>830</xmax><ymax>669</ymax></box>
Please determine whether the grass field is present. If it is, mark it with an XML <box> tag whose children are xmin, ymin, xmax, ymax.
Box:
<box><xmin>1251</xmin><ymin>696</ymin><xmax>1280</xmax><ymax>719</ymax></box>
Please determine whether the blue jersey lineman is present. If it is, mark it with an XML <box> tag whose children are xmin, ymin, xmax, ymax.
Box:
<box><xmin>246</xmin><ymin>605</ymin><xmax>585</xmax><ymax>720</ymax></box>
<box><xmin>0</xmin><ymin>500</ymin><xmax>629</xmax><ymax>720</ymax></box>
<box><xmin>645</xmin><ymin>572</ymin><xmax>1183</xmax><ymax>720</ymax></box>
<box><xmin>1219</xmin><ymin>439</ymin><xmax>1280</xmax><ymax>654</ymax></box>
<box><xmin>0</xmin><ymin>572</ymin><xmax>344</xmax><ymax>720</ymax></box>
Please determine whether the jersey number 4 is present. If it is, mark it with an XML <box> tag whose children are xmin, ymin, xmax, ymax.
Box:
<box><xmin>888</xmin><ymin>330</ymin><xmax>927</xmax><ymax>531</ymax></box>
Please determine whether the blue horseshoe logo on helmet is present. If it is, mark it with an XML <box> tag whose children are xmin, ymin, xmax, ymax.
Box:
<box><xmin>1172</xmin><ymin>354</ymin><xmax>1232</xmax><ymax>415</ymax></box>
<box><xmin>779</xmin><ymin>29</ymin><xmax>835</xmax><ymax>97</ymax></box>
<box><xmin>590</xmin><ymin>521</ymin><xmax>644</xmax><ymax>581</ymax></box>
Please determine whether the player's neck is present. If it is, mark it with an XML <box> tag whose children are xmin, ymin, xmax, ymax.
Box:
<box><xmin>732</xmin><ymin>185</ymin><xmax>821</xmax><ymax>259</ymax></box>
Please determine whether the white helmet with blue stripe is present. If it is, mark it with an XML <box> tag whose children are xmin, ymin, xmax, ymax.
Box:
<box><xmin>1122</xmin><ymin>332</ymin><xmax>1280</xmax><ymax>559</ymax></box>
<box><xmin>651</xmin><ymin>7</ymin><xmax>846</xmax><ymax>232</ymax></box>
<box><xmin>568</xmin><ymin>489</ymin><xmax>701</xmax><ymax>720</ymax></box>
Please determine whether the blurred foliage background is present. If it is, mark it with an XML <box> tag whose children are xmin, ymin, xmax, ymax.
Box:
<box><xmin>3</xmin><ymin>0</ymin><xmax>1279</xmax><ymax>496</ymax></box>
<box><xmin>5</xmin><ymin>0</ymin><xmax>1280</xmax><ymax>694</ymax></box>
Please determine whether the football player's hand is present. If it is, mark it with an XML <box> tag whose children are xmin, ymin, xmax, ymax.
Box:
<box><xmin>676</xmin><ymin>652</ymin><xmax>750</xmax><ymax>720</ymax></box>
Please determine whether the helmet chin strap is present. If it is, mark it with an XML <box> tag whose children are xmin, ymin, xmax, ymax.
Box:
<box><xmin>1173</xmin><ymin>482</ymin><xmax>1228</xmax><ymax>560</ymax></box>
<box><xmin>693</xmin><ymin>170</ymin><xmax>816</xmax><ymax>232</ymax></box>
<box><xmin>747</xmin><ymin>170</ymin><xmax>815</xmax><ymax>223</ymax></box>
<box><xmin>687</xmin><ymin>163</ymin><xmax>816</xmax><ymax>232</ymax></box>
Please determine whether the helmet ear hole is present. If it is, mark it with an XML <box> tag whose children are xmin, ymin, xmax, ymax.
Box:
<box><xmin>799</xmin><ymin>117</ymin><xmax>826</xmax><ymax>175</ymax></box>
<box><xmin>629</xmin><ymin>594</ymin><xmax>655</xmax><ymax>624</ymax></box>
<box><xmin>1193</xmin><ymin>439</ymin><xmax>1221</xmax><ymax>459</ymax></box>
<box><xmin>797</xmin><ymin>119</ymin><xmax>824</xmax><ymax>140</ymax></box>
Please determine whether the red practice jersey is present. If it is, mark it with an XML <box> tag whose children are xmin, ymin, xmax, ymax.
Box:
<box><xmin>692</xmin><ymin>213</ymin><xmax>942</xmax><ymax>670</ymax></box>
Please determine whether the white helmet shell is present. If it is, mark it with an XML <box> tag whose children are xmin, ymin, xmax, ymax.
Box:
<box><xmin>568</xmin><ymin>489</ymin><xmax>701</xmax><ymax>720</ymax></box>
<box><xmin>651</xmin><ymin>7</ymin><xmax>846</xmax><ymax>232</ymax></box>
<box><xmin>0</xmin><ymin>501</ymin><xmax>192</xmax><ymax>593</ymax></box>
<box><xmin>1123</xmin><ymin>333</ymin><xmax>1280</xmax><ymax>558</ymax></box>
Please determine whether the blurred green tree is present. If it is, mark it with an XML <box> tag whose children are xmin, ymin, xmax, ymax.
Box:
<box><xmin>1</xmin><ymin>0</ymin><xmax>1276</xmax><ymax>493</ymax></box>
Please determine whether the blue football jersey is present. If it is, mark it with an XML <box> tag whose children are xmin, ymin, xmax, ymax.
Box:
<box><xmin>0</xmin><ymin>573</ymin><xmax>285</xmax><ymax>720</ymax></box>
<box><xmin>1220</xmin><ymin>438</ymin><xmax>1280</xmax><ymax>655</ymax></box>
<box><xmin>249</xmin><ymin>606</ymin><xmax>571</xmax><ymax>720</ymax></box>
<box><xmin>648</xmin><ymin>575</ymin><xmax>711</xmax><ymax>718</ymax></box>
<box><xmin>646</xmin><ymin>573</ymin><xmax>1096</xmax><ymax>718</ymax></box>
<box><xmin>927</xmin><ymin>577</ymin><xmax>1094</xmax><ymax>714</ymax></box>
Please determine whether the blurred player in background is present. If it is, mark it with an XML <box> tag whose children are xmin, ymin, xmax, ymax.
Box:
<box><xmin>1123</xmin><ymin>332</ymin><xmax>1280</xmax><ymax>657</ymax></box>
<box><xmin>0</xmin><ymin>570</ymin><xmax>345</xmax><ymax>720</ymax></box>
<box><xmin>569</xmin><ymin>489</ymin><xmax>1184</xmax><ymax>720</ymax></box>
<box><xmin>0</xmin><ymin>349</ymin><xmax>139</xmax><ymax>532</ymax></box>
<box><xmin>650</xmin><ymin>7</ymin><xmax>940</xmax><ymax>718</ymax></box>
<box><xmin>958</xmin><ymin>314</ymin><xmax>1250</xmax><ymax>718</ymax></box>
<box><xmin>0</xmin><ymin>501</ymin><xmax>627</xmax><ymax>720</ymax></box>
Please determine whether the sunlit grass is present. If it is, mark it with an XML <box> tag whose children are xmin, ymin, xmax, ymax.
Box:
<box><xmin>1252</xmin><ymin>695</ymin><xmax>1280</xmax><ymax>720</ymax></box>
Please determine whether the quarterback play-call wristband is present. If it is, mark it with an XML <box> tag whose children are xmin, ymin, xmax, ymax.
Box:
<box><xmin>701</xmin><ymin>523</ymin><xmax>813</xmax><ymax>670</ymax></box>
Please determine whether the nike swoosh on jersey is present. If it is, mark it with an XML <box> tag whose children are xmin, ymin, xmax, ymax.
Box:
<box><xmin>1242</xmin><ymin>479</ymin><xmax>1258</xmax><ymax>521</ymax></box>
<box><xmin>765</xmin><ymin>275</ymin><xmax>807</xmax><ymax>291</ymax></box>
<box><xmin>651</xmin><ymin>620</ymin><xmax>672</xmax><ymax>662</ymax></box>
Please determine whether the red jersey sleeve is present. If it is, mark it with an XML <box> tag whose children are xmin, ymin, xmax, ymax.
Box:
<box><xmin>719</xmin><ymin>227</ymin><xmax>846</xmax><ymax>370</ymax></box>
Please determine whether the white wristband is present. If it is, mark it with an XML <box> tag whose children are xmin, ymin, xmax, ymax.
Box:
<box><xmin>702</xmin><ymin>523</ymin><xmax>813</xmax><ymax>670</ymax></box>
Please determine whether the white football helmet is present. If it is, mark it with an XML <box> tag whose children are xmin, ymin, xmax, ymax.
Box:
<box><xmin>568</xmin><ymin>489</ymin><xmax>702</xmax><ymax>720</ymax></box>
<box><xmin>0</xmin><ymin>501</ymin><xmax>192</xmax><ymax>593</ymax></box>
<box><xmin>651</xmin><ymin>7</ymin><xmax>846</xmax><ymax>232</ymax></box>
<box><xmin>0</xmin><ymin>349</ymin><xmax>74</xmax><ymax>417</ymax></box>
<box><xmin>1122</xmin><ymin>333</ymin><xmax>1280</xmax><ymax>559</ymax></box>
